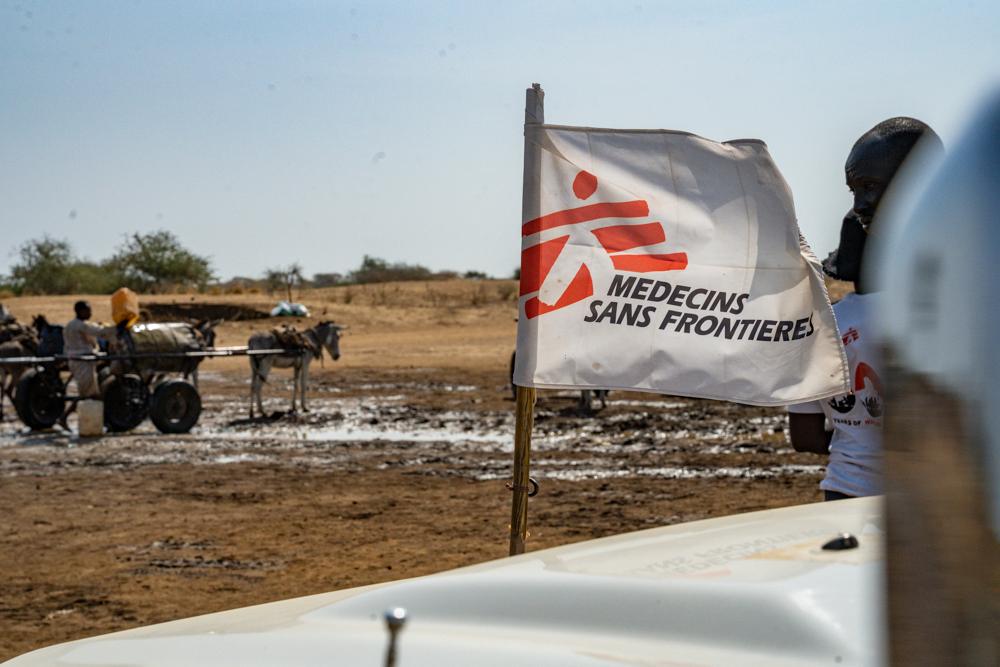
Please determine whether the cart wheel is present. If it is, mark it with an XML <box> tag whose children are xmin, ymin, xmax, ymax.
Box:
<box><xmin>13</xmin><ymin>369</ymin><xmax>65</xmax><ymax>430</ymax></box>
<box><xmin>150</xmin><ymin>380</ymin><xmax>201</xmax><ymax>434</ymax></box>
<box><xmin>104</xmin><ymin>374</ymin><xmax>149</xmax><ymax>432</ymax></box>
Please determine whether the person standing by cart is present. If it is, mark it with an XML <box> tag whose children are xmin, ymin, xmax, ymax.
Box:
<box><xmin>60</xmin><ymin>300</ymin><xmax>118</xmax><ymax>427</ymax></box>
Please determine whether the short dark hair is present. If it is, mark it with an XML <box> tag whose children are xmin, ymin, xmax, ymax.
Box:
<box><xmin>852</xmin><ymin>116</ymin><xmax>943</xmax><ymax>161</ymax></box>
<box><xmin>73</xmin><ymin>300</ymin><xmax>90</xmax><ymax>315</ymax></box>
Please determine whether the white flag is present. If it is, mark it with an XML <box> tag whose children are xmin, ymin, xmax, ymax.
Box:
<box><xmin>514</xmin><ymin>125</ymin><xmax>849</xmax><ymax>406</ymax></box>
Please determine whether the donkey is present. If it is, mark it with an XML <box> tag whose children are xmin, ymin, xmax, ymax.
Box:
<box><xmin>0</xmin><ymin>321</ymin><xmax>29</xmax><ymax>344</ymax></box>
<box><xmin>248</xmin><ymin>321</ymin><xmax>343</xmax><ymax>418</ymax></box>
<box><xmin>508</xmin><ymin>350</ymin><xmax>609</xmax><ymax>413</ymax></box>
<box><xmin>185</xmin><ymin>319</ymin><xmax>222</xmax><ymax>390</ymax></box>
<box><xmin>192</xmin><ymin>319</ymin><xmax>220</xmax><ymax>348</ymax></box>
<box><xmin>578</xmin><ymin>389</ymin><xmax>609</xmax><ymax>412</ymax></box>
<box><xmin>0</xmin><ymin>332</ymin><xmax>38</xmax><ymax>420</ymax></box>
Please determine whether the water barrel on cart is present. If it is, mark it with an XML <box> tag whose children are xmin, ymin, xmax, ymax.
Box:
<box><xmin>124</xmin><ymin>323</ymin><xmax>203</xmax><ymax>375</ymax></box>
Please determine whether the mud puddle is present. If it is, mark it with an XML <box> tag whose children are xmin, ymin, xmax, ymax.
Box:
<box><xmin>0</xmin><ymin>376</ymin><xmax>813</xmax><ymax>483</ymax></box>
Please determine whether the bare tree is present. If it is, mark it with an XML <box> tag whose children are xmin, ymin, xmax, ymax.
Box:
<box><xmin>264</xmin><ymin>264</ymin><xmax>304</xmax><ymax>302</ymax></box>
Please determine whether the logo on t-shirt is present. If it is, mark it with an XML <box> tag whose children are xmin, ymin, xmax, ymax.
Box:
<box><xmin>842</xmin><ymin>327</ymin><xmax>860</xmax><ymax>346</ymax></box>
<box><xmin>862</xmin><ymin>394</ymin><xmax>883</xmax><ymax>417</ymax></box>
<box><xmin>828</xmin><ymin>362</ymin><xmax>883</xmax><ymax>418</ymax></box>
<box><xmin>829</xmin><ymin>394</ymin><xmax>856</xmax><ymax>414</ymax></box>
<box><xmin>856</xmin><ymin>362</ymin><xmax>883</xmax><ymax>418</ymax></box>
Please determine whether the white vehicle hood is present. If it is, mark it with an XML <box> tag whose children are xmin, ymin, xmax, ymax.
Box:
<box><xmin>5</xmin><ymin>497</ymin><xmax>885</xmax><ymax>666</ymax></box>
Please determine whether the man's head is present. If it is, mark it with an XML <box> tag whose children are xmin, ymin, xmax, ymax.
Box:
<box><xmin>826</xmin><ymin>117</ymin><xmax>942</xmax><ymax>284</ymax></box>
<box><xmin>74</xmin><ymin>300</ymin><xmax>92</xmax><ymax>320</ymax></box>
<box><xmin>845</xmin><ymin>117</ymin><xmax>943</xmax><ymax>227</ymax></box>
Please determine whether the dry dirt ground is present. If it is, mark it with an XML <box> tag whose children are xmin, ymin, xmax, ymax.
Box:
<box><xmin>0</xmin><ymin>282</ymin><xmax>834</xmax><ymax>661</ymax></box>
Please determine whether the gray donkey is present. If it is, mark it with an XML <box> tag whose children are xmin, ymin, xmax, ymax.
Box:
<box><xmin>0</xmin><ymin>338</ymin><xmax>35</xmax><ymax>420</ymax></box>
<box><xmin>248</xmin><ymin>321</ymin><xmax>343</xmax><ymax>418</ymax></box>
<box><xmin>0</xmin><ymin>319</ymin><xmax>39</xmax><ymax>421</ymax></box>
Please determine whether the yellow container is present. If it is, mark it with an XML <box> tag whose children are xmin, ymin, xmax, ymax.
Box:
<box><xmin>111</xmin><ymin>288</ymin><xmax>140</xmax><ymax>327</ymax></box>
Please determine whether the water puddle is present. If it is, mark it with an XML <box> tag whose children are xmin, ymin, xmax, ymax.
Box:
<box><xmin>0</xmin><ymin>378</ymin><xmax>815</xmax><ymax>483</ymax></box>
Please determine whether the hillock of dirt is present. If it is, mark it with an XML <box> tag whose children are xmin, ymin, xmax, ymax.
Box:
<box><xmin>142</xmin><ymin>303</ymin><xmax>270</xmax><ymax>322</ymax></box>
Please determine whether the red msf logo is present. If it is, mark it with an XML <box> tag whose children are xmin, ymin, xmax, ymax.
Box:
<box><xmin>519</xmin><ymin>170</ymin><xmax>688</xmax><ymax>319</ymax></box>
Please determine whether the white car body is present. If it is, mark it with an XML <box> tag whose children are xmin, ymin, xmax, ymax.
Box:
<box><xmin>6</xmin><ymin>497</ymin><xmax>884</xmax><ymax>666</ymax></box>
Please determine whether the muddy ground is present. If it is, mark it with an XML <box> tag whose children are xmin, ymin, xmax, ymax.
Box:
<box><xmin>0</xmin><ymin>284</ymin><xmax>838</xmax><ymax>660</ymax></box>
<box><xmin>0</xmin><ymin>366</ymin><xmax>827</xmax><ymax>661</ymax></box>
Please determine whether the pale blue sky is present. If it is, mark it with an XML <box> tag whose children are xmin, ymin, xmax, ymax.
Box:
<box><xmin>1</xmin><ymin>0</ymin><xmax>997</xmax><ymax>281</ymax></box>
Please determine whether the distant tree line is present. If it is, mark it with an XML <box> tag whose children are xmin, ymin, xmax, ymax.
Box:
<box><xmin>1</xmin><ymin>232</ymin><xmax>213</xmax><ymax>295</ymax></box>
<box><xmin>248</xmin><ymin>255</ymin><xmax>496</xmax><ymax>297</ymax></box>
<box><xmin>1</xmin><ymin>235</ymin><xmax>506</xmax><ymax>297</ymax></box>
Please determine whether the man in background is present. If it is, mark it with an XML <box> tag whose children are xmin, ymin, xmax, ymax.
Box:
<box><xmin>60</xmin><ymin>300</ymin><xmax>118</xmax><ymax>428</ymax></box>
<box><xmin>788</xmin><ymin>117</ymin><xmax>943</xmax><ymax>500</ymax></box>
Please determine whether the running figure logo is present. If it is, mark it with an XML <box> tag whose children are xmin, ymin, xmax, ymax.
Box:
<box><xmin>519</xmin><ymin>170</ymin><xmax>688</xmax><ymax>319</ymax></box>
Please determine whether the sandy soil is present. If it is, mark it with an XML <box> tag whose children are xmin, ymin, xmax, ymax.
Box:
<box><xmin>0</xmin><ymin>283</ymin><xmax>830</xmax><ymax>661</ymax></box>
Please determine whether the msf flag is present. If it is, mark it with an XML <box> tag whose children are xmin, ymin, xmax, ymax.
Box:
<box><xmin>514</xmin><ymin>126</ymin><xmax>850</xmax><ymax>406</ymax></box>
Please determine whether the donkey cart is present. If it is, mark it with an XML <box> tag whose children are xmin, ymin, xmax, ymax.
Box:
<box><xmin>3</xmin><ymin>345</ymin><xmax>296</xmax><ymax>435</ymax></box>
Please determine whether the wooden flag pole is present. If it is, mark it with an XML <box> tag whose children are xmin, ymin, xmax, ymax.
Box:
<box><xmin>509</xmin><ymin>385</ymin><xmax>537</xmax><ymax>555</ymax></box>
<box><xmin>509</xmin><ymin>83</ymin><xmax>544</xmax><ymax>557</ymax></box>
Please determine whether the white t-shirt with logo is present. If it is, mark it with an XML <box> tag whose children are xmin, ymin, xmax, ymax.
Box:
<box><xmin>788</xmin><ymin>292</ymin><xmax>884</xmax><ymax>497</ymax></box>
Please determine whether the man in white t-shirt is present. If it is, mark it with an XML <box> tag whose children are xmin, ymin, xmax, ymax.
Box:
<box><xmin>64</xmin><ymin>300</ymin><xmax>117</xmax><ymax>399</ymax></box>
<box><xmin>59</xmin><ymin>300</ymin><xmax>120</xmax><ymax>430</ymax></box>
<box><xmin>788</xmin><ymin>117</ymin><xmax>942</xmax><ymax>500</ymax></box>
